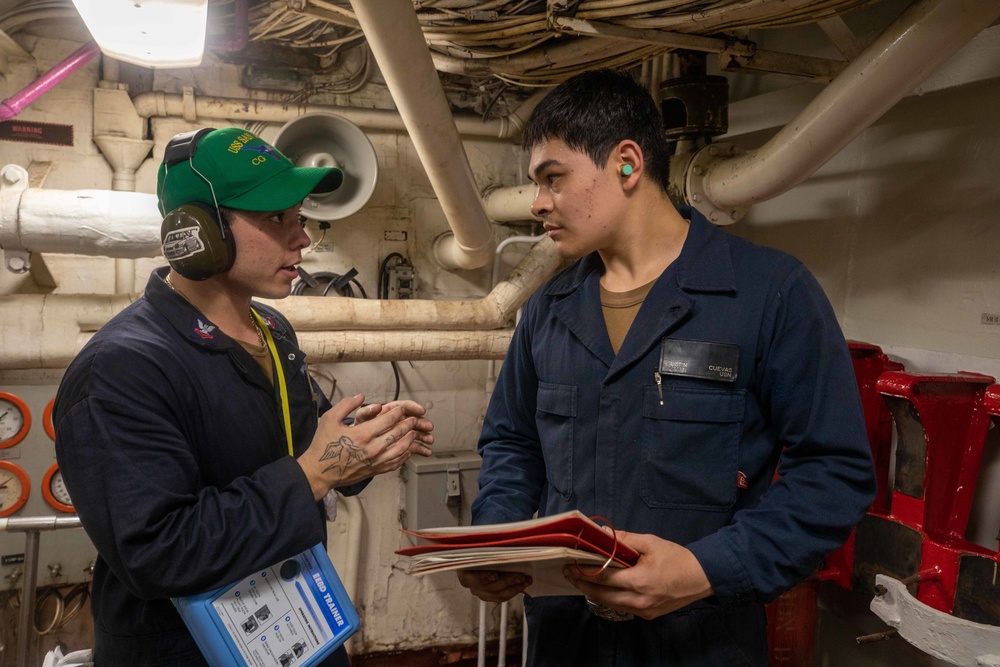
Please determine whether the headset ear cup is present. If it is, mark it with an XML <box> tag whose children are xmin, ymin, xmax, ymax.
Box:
<box><xmin>160</xmin><ymin>202</ymin><xmax>235</xmax><ymax>280</ymax></box>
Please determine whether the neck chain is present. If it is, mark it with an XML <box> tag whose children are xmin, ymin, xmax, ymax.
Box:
<box><xmin>249</xmin><ymin>311</ymin><xmax>265</xmax><ymax>347</ymax></box>
<box><xmin>166</xmin><ymin>273</ymin><xmax>264</xmax><ymax>347</ymax></box>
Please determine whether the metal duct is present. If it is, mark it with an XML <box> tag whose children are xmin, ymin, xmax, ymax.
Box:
<box><xmin>692</xmin><ymin>0</ymin><xmax>1000</xmax><ymax>217</ymax></box>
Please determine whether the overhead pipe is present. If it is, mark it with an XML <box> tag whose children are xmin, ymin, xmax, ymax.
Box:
<box><xmin>0</xmin><ymin>234</ymin><xmax>559</xmax><ymax>369</ymax></box>
<box><xmin>296</xmin><ymin>329</ymin><xmax>513</xmax><ymax>362</ymax></box>
<box><xmin>261</xmin><ymin>237</ymin><xmax>558</xmax><ymax>331</ymax></box>
<box><xmin>0</xmin><ymin>166</ymin><xmax>163</xmax><ymax>260</ymax></box>
<box><xmin>0</xmin><ymin>90</ymin><xmax>547</xmax><ymax>266</ymax></box>
<box><xmin>348</xmin><ymin>0</ymin><xmax>495</xmax><ymax>270</ymax></box>
<box><xmin>0</xmin><ymin>169</ymin><xmax>558</xmax><ymax>317</ymax></box>
<box><xmin>0</xmin><ymin>156</ymin><xmax>561</xmax><ymax>369</ymax></box>
<box><xmin>0</xmin><ymin>41</ymin><xmax>100</xmax><ymax>121</ymax></box>
<box><xmin>130</xmin><ymin>88</ymin><xmax>540</xmax><ymax>140</ymax></box>
<box><xmin>692</xmin><ymin>0</ymin><xmax>1000</xmax><ymax>214</ymax></box>
<box><xmin>91</xmin><ymin>137</ymin><xmax>154</xmax><ymax>292</ymax></box>
<box><xmin>483</xmin><ymin>184</ymin><xmax>538</xmax><ymax>223</ymax></box>
<box><xmin>0</xmin><ymin>292</ymin><xmax>516</xmax><ymax>367</ymax></box>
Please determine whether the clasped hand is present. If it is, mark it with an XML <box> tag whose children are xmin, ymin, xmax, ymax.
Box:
<box><xmin>299</xmin><ymin>394</ymin><xmax>434</xmax><ymax>500</ymax></box>
<box><xmin>563</xmin><ymin>531</ymin><xmax>714</xmax><ymax>620</ymax></box>
<box><xmin>457</xmin><ymin>531</ymin><xmax>714</xmax><ymax>620</ymax></box>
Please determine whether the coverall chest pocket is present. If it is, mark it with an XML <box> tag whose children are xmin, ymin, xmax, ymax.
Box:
<box><xmin>536</xmin><ymin>382</ymin><xmax>576</xmax><ymax>500</ymax></box>
<box><xmin>640</xmin><ymin>386</ymin><xmax>746</xmax><ymax>510</ymax></box>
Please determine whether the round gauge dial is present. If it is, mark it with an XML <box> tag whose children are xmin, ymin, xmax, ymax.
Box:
<box><xmin>43</xmin><ymin>463</ymin><xmax>74</xmax><ymax>513</ymax></box>
<box><xmin>43</xmin><ymin>397</ymin><xmax>56</xmax><ymax>441</ymax></box>
<box><xmin>0</xmin><ymin>461</ymin><xmax>30</xmax><ymax>517</ymax></box>
<box><xmin>0</xmin><ymin>392</ymin><xmax>31</xmax><ymax>449</ymax></box>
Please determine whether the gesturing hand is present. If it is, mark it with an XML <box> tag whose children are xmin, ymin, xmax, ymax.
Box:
<box><xmin>299</xmin><ymin>394</ymin><xmax>434</xmax><ymax>500</ymax></box>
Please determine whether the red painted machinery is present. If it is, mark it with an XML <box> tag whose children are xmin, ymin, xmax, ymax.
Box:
<box><xmin>822</xmin><ymin>342</ymin><xmax>904</xmax><ymax>592</ymax></box>
<box><xmin>767</xmin><ymin>342</ymin><xmax>903</xmax><ymax>665</ymax></box>
<box><xmin>853</xmin><ymin>370</ymin><xmax>999</xmax><ymax>624</ymax></box>
<box><xmin>768</xmin><ymin>347</ymin><xmax>1000</xmax><ymax>667</ymax></box>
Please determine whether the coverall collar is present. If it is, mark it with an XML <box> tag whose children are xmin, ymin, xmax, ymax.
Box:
<box><xmin>543</xmin><ymin>207</ymin><xmax>737</xmax><ymax>298</ymax></box>
<box><xmin>146</xmin><ymin>266</ymin><xmax>293</xmax><ymax>353</ymax></box>
<box><xmin>543</xmin><ymin>207</ymin><xmax>737</xmax><ymax>377</ymax></box>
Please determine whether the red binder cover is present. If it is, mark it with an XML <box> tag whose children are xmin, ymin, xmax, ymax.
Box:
<box><xmin>396</xmin><ymin>511</ymin><xmax>639</xmax><ymax>597</ymax></box>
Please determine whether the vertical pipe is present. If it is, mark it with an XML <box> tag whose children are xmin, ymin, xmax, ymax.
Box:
<box><xmin>522</xmin><ymin>612</ymin><xmax>528</xmax><ymax>665</ymax></box>
<box><xmin>498</xmin><ymin>600</ymin><xmax>508</xmax><ymax>667</ymax></box>
<box><xmin>639</xmin><ymin>59</ymin><xmax>652</xmax><ymax>91</ymax></box>
<box><xmin>15</xmin><ymin>531</ymin><xmax>40</xmax><ymax>667</ymax></box>
<box><xmin>486</xmin><ymin>235</ymin><xmax>545</xmax><ymax>394</ymax></box>
<box><xmin>348</xmin><ymin>0</ymin><xmax>495</xmax><ymax>270</ymax></box>
<box><xmin>477</xmin><ymin>600</ymin><xmax>487</xmax><ymax>667</ymax></box>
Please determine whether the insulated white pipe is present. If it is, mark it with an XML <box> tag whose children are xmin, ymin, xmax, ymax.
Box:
<box><xmin>0</xmin><ymin>235</ymin><xmax>558</xmax><ymax>369</ymax></box>
<box><xmin>0</xmin><ymin>312</ymin><xmax>513</xmax><ymax>369</ymax></box>
<box><xmin>700</xmin><ymin>0</ymin><xmax>1000</xmax><ymax>208</ymax></box>
<box><xmin>349</xmin><ymin>0</ymin><xmax>496</xmax><ymax>270</ymax></box>
<box><xmin>263</xmin><ymin>237</ymin><xmax>558</xmax><ymax>331</ymax></box>
<box><xmin>483</xmin><ymin>185</ymin><xmax>537</xmax><ymax>223</ymax></box>
<box><xmin>0</xmin><ymin>173</ymin><xmax>559</xmax><ymax>368</ymax></box>
<box><xmin>297</xmin><ymin>330</ymin><xmax>513</xmax><ymax>362</ymax></box>
<box><xmin>485</xmin><ymin>234</ymin><xmax>546</xmax><ymax>394</ymax></box>
<box><xmin>130</xmin><ymin>91</ymin><xmax>520</xmax><ymax>139</ymax></box>
<box><xmin>0</xmin><ymin>293</ymin><xmax>135</xmax><ymax>369</ymax></box>
<box><xmin>0</xmin><ymin>174</ymin><xmax>558</xmax><ymax>321</ymax></box>
<box><xmin>2</xmin><ymin>185</ymin><xmax>162</xmax><ymax>258</ymax></box>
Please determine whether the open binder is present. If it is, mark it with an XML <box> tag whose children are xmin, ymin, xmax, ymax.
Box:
<box><xmin>396</xmin><ymin>511</ymin><xmax>639</xmax><ymax>597</ymax></box>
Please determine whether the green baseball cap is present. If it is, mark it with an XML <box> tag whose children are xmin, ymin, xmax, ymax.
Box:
<box><xmin>156</xmin><ymin>127</ymin><xmax>344</xmax><ymax>216</ymax></box>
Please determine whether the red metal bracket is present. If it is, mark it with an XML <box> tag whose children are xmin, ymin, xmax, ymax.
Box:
<box><xmin>876</xmin><ymin>370</ymin><xmax>994</xmax><ymax>546</ymax></box>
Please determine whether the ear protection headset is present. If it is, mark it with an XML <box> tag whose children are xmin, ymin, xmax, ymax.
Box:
<box><xmin>159</xmin><ymin>127</ymin><xmax>236</xmax><ymax>281</ymax></box>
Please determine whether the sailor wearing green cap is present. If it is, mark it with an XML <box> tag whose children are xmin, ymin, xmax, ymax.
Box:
<box><xmin>54</xmin><ymin>127</ymin><xmax>434</xmax><ymax>666</ymax></box>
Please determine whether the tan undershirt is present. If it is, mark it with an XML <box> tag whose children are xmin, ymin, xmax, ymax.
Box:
<box><xmin>237</xmin><ymin>339</ymin><xmax>274</xmax><ymax>386</ymax></box>
<box><xmin>600</xmin><ymin>280</ymin><xmax>656</xmax><ymax>354</ymax></box>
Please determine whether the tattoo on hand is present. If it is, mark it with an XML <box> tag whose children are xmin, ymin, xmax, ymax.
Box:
<box><xmin>319</xmin><ymin>435</ymin><xmax>373</xmax><ymax>482</ymax></box>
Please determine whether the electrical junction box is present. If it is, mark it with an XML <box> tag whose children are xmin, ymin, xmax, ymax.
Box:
<box><xmin>401</xmin><ymin>450</ymin><xmax>481</xmax><ymax>533</ymax></box>
<box><xmin>387</xmin><ymin>264</ymin><xmax>416</xmax><ymax>299</ymax></box>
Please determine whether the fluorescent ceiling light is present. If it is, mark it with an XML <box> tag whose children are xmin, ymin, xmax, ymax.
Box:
<box><xmin>71</xmin><ymin>0</ymin><xmax>208</xmax><ymax>69</ymax></box>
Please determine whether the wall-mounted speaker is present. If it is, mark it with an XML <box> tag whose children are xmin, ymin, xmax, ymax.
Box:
<box><xmin>273</xmin><ymin>112</ymin><xmax>379</xmax><ymax>220</ymax></box>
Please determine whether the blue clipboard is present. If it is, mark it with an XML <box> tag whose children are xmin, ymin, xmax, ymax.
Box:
<box><xmin>174</xmin><ymin>544</ymin><xmax>359</xmax><ymax>667</ymax></box>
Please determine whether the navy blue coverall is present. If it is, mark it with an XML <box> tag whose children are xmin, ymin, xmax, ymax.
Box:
<box><xmin>54</xmin><ymin>267</ymin><xmax>360</xmax><ymax>667</ymax></box>
<box><xmin>473</xmin><ymin>209</ymin><xmax>877</xmax><ymax>666</ymax></box>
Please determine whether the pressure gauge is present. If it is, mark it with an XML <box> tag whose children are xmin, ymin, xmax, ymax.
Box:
<box><xmin>43</xmin><ymin>463</ymin><xmax>74</xmax><ymax>513</ymax></box>
<box><xmin>43</xmin><ymin>397</ymin><xmax>56</xmax><ymax>440</ymax></box>
<box><xmin>0</xmin><ymin>392</ymin><xmax>31</xmax><ymax>449</ymax></box>
<box><xmin>0</xmin><ymin>461</ymin><xmax>30</xmax><ymax>517</ymax></box>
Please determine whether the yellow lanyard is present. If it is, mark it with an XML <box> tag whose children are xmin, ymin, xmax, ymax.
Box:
<box><xmin>250</xmin><ymin>308</ymin><xmax>294</xmax><ymax>457</ymax></box>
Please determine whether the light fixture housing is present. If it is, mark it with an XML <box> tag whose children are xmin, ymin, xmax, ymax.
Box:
<box><xmin>70</xmin><ymin>0</ymin><xmax>208</xmax><ymax>69</ymax></box>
